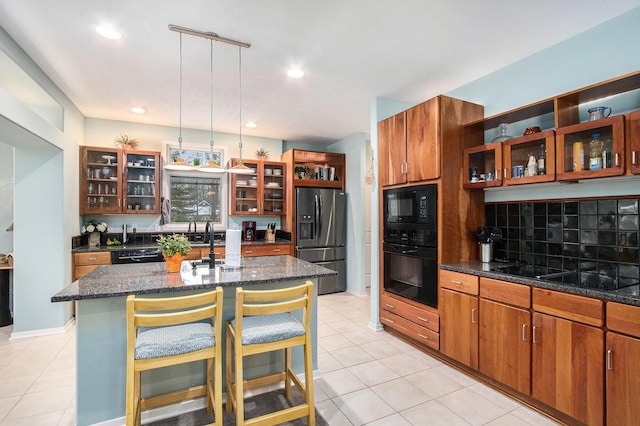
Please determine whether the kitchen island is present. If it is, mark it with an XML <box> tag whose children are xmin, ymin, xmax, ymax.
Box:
<box><xmin>52</xmin><ymin>255</ymin><xmax>335</xmax><ymax>426</ymax></box>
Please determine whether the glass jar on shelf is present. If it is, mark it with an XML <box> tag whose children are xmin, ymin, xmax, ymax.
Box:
<box><xmin>589</xmin><ymin>133</ymin><xmax>603</xmax><ymax>170</ymax></box>
<box><xmin>491</xmin><ymin>123</ymin><xmax>513</xmax><ymax>143</ymax></box>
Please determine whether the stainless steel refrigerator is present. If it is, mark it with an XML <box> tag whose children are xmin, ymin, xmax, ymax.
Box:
<box><xmin>295</xmin><ymin>187</ymin><xmax>346</xmax><ymax>295</ymax></box>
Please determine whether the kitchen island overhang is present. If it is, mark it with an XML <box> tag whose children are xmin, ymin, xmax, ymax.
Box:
<box><xmin>52</xmin><ymin>255</ymin><xmax>335</xmax><ymax>426</ymax></box>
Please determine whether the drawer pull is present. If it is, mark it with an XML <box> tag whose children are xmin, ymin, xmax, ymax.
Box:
<box><xmin>383</xmin><ymin>317</ymin><xmax>408</xmax><ymax>331</ymax></box>
<box><xmin>451</xmin><ymin>279</ymin><xmax>462</xmax><ymax>285</ymax></box>
<box><xmin>607</xmin><ymin>349</ymin><xmax>613</xmax><ymax>371</ymax></box>
<box><xmin>88</xmin><ymin>257</ymin><xmax>97</xmax><ymax>261</ymax></box>
<box><xmin>385</xmin><ymin>303</ymin><xmax>395</xmax><ymax>310</ymax></box>
<box><xmin>417</xmin><ymin>316</ymin><xmax>429</xmax><ymax>323</ymax></box>
<box><xmin>244</xmin><ymin>250</ymin><xmax>253</xmax><ymax>254</ymax></box>
<box><xmin>417</xmin><ymin>333</ymin><xmax>430</xmax><ymax>340</ymax></box>
<box><xmin>273</xmin><ymin>248</ymin><xmax>281</xmax><ymax>252</ymax></box>
<box><xmin>522</xmin><ymin>324</ymin><xmax>527</xmax><ymax>342</ymax></box>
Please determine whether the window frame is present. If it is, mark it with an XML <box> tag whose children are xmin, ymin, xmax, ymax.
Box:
<box><xmin>161</xmin><ymin>141</ymin><xmax>229</xmax><ymax>232</ymax></box>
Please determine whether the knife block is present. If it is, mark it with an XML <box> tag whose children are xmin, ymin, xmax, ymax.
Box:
<box><xmin>266</xmin><ymin>230</ymin><xmax>275</xmax><ymax>242</ymax></box>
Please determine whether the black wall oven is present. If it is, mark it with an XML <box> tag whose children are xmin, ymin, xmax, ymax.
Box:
<box><xmin>382</xmin><ymin>184</ymin><xmax>438</xmax><ymax>308</ymax></box>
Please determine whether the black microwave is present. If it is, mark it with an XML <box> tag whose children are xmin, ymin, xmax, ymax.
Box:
<box><xmin>383</xmin><ymin>184</ymin><xmax>437</xmax><ymax>247</ymax></box>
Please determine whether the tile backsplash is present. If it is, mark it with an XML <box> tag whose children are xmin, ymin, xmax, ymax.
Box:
<box><xmin>484</xmin><ymin>197</ymin><xmax>639</xmax><ymax>290</ymax></box>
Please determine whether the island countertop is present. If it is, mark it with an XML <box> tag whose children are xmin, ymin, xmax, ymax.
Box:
<box><xmin>52</xmin><ymin>255</ymin><xmax>336</xmax><ymax>302</ymax></box>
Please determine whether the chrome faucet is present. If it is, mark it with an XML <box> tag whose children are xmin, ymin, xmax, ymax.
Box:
<box><xmin>187</xmin><ymin>218</ymin><xmax>197</xmax><ymax>242</ymax></box>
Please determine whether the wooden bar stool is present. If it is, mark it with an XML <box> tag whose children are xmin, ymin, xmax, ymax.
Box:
<box><xmin>225</xmin><ymin>281</ymin><xmax>315</xmax><ymax>425</ymax></box>
<box><xmin>125</xmin><ymin>288</ymin><xmax>223</xmax><ymax>426</ymax></box>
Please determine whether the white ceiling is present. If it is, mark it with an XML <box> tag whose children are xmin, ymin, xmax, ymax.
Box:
<box><xmin>0</xmin><ymin>1</ymin><xmax>639</xmax><ymax>145</ymax></box>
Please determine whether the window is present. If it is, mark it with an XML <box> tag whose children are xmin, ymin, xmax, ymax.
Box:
<box><xmin>170</xmin><ymin>176</ymin><xmax>222</xmax><ymax>222</ymax></box>
<box><xmin>162</xmin><ymin>142</ymin><xmax>228</xmax><ymax>230</ymax></box>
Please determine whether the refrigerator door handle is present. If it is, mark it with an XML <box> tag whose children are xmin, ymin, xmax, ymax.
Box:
<box><xmin>314</xmin><ymin>194</ymin><xmax>321</xmax><ymax>239</ymax></box>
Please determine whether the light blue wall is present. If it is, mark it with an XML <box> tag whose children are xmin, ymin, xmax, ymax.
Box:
<box><xmin>446</xmin><ymin>7</ymin><xmax>640</xmax><ymax>203</ymax></box>
<box><xmin>0</xmin><ymin>142</ymin><xmax>13</xmax><ymax>253</ymax></box>
<box><xmin>328</xmin><ymin>132</ymin><xmax>368</xmax><ymax>295</ymax></box>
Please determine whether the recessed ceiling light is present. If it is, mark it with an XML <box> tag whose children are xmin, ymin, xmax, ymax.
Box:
<box><xmin>287</xmin><ymin>68</ymin><xmax>304</xmax><ymax>79</ymax></box>
<box><xmin>96</xmin><ymin>25</ymin><xmax>122</xmax><ymax>40</ymax></box>
<box><xmin>246</xmin><ymin>122</ymin><xmax>257</xmax><ymax>128</ymax></box>
<box><xmin>131</xmin><ymin>107</ymin><xmax>145</xmax><ymax>114</ymax></box>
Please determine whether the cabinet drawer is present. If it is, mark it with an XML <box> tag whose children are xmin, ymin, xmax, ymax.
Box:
<box><xmin>381</xmin><ymin>293</ymin><xmax>439</xmax><ymax>332</ymax></box>
<box><xmin>183</xmin><ymin>248</ymin><xmax>202</xmax><ymax>261</ymax></box>
<box><xmin>532</xmin><ymin>288</ymin><xmax>604</xmax><ymax>327</ymax></box>
<box><xmin>439</xmin><ymin>270</ymin><xmax>478</xmax><ymax>295</ymax></box>
<box><xmin>480</xmin><ymin>277</ymin><xmax>531</xmax><ymax>308</ymax></box>
<box><xmin>74</xmin><ymin>251</ymin><xmax>111</xmax><ymax>266</ymax></box>
<box><xmin>241</xmin><ymin>244</ymin><xmax>291</xmax><ymax>257</ymax></box>
<box><xmin>381</xmin><ymin>310</ymin><xmax>439</xmax><ymax>350</ymax></box>
<box><xmin>607</xmin><ymin>302</ymin><xmax>640</xmax><ymax>338</ymax></box>
<box><xmin>74</xmin><ymin>265</ymin><xmax>101</xmax><ymax>280</ymax></box>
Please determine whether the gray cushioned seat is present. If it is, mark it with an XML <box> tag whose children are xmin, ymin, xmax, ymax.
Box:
<box><xmin>233</xmin><ymin>313</ymin><xmax>305</xmax><ymax>345</ymax></box>
<box><xmin>135</xmin><ymin>322</ymin><xmax>215</xmax><ymax>360</ymax></box>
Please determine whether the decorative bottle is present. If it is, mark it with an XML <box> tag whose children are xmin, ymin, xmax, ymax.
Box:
<box><xmin>527</xmin><ymin>153</ymin><xmax>538</xmax><ymax>177</ymax></box>
<box><xmin>589</xmin><ymin>133</ymin><xmax>603</xmax><ymax>170</ymax></box>
<box><xmin>537</xmin><ymin>144</ymin><xmax>546</xmax><ymax>175</ymax></box>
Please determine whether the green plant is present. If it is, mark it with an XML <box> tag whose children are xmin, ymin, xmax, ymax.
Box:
<box><xmin>156</xmin><ymin>234</ymin><xmax>191</xmax><ymax>257</ymax></box>
<box><xmin>193</xmin><ymin>158</ymin><xmax>201</xmax><ymax>166</ymax></box>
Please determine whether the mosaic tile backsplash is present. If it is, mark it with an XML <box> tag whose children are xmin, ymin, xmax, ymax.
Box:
<box><xmin>484</xmin><ymin>198</ymin><xmax>639</xmax><ymax>290</ymax></box>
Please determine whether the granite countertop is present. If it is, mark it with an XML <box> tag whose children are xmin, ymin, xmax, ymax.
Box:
<box><xmin>52</xmin><ymin>255</ymin><xmax>335</xmax><ymax>302</ymax></box>
<box><xmin>441</xmin><ymin>261</ymin><xmax>640</xmax><ymax>307</ymax></box>
<box><xmin>72</xmin><ymin>238</ymin><xmax>293</xmax><ymax>253</ymax></box>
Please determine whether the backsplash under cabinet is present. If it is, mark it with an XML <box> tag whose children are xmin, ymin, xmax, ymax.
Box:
<box><xmin>485</xmin><ymin>197</ymin><xmax>639</xmax><ymax>290</ymax></box>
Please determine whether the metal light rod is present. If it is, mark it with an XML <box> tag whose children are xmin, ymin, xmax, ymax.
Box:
<box><xmin>168</xmin><ymin>24</ymin><xmax>251</xmax><ymax>48</ymax></box>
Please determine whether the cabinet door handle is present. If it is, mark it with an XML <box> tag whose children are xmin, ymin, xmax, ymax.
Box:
<box><xmin>503</xmin><ymin>168</ymin><xmax>508</xmax><ymax>179</ymax></box>
<box><xmin>532</xmin><ymin>326</ymin><xmax>538</xmax><ymax>344</ymax></box>
<box><xmin>417</xmin><ymin>333</ymin><xmax>430</xmax><ymax>341</ymax></box>
<box><xmin>615</xmin><ymin>153</ymin><xmax>621</xmax><ymax>168</ymax></box>
<box><xmin>633</xmin><ymin>151</ymin><xmax>638</xmax><ymax>166</ymax></box>
<box><xmin>607</xmin><ymin>349</ymin><xmax>613</xmax><ymax>371</ymax></box>
<box><xmin>471</xmin><ymin>308</ymin><xmax>477</xmax><ymax>324</ymax></box>
<box><xmin>522</xmin><ymin>324</ymin><xmax>527</xmax><ymax>342</ymax></box>
<box><xmin>385</xmin><ymin>303</ymin><xmax>395</xmax><ymax>310</ymax></box>
<box><xmin>417</xmin><ymin>316</ymin><xmax>429</xmax><ymax>323</ymax></box>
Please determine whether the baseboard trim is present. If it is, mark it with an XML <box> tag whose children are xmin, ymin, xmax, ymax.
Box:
<box><xmin>10</xmin><ymin>318</ymin><xmax>74</xmax><ymax>340</ymax></box>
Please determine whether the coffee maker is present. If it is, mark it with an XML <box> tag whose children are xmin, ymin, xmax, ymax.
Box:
<box><xmin>242</xmin><ymin>221</ymin><xmax>257</xmax><ymax>241</ymax></box>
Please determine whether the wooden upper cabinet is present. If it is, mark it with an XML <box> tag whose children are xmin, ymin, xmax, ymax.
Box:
<box><xmin>628</xmin><ymin>110</ymin><xmax>640</xmax><ymax>175</ymax></box>
<box><xmin>406</xmin><ymin>98</ymin><xmax>439</xmax><ymax>182</ymax></box>
<box><xmin>378</xmin><ymin>111</ymin><xmax>406</xmax><ymax>187</ymax></box>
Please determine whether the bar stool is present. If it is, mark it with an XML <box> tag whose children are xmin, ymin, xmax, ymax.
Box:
<box><xmin>225</xmin><ymin>281</ymin><xmax>315</xmax><ymax>426</ymax></box>
<box><xmin>125</xmin><ymin>288</ymin><xmax>223</xmax><ymax>426</ymax></box>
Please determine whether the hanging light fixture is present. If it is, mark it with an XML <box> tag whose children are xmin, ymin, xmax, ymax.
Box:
<box><xmin>200</xmin><ymin>39</ymin><xmax>226</xmax><ymax>173</ymax></box>
<box><xmin>165</xmin><ymin>25</ymin><xmax>251</xmax><ymax>173</ymax></box>
<box><xmin>227</xmin><ymin>45</ymin><xmax>254</xmax><ymax>175</ymax></box>
<box><xmin>165</xmin><ymin>32</ymin><xmax>195</xmax><ymax>171</ymax></box>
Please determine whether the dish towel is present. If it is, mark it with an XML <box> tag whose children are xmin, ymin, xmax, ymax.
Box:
<box><xmin>160</xmin><ymin>197</ymin><xmax>171</xmax><ymax>225</ymax></box>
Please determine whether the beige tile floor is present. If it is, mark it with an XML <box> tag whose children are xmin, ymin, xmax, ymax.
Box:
<box><xmin>0</xmin><ymin>291</ymin><xmax>560</xmax><ymax>425</ymax></box>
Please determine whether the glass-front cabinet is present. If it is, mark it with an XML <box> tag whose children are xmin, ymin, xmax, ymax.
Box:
<box><xmin>229</xmin><ymin>159</ymin><xmax>286</xmax><ymax>215</ymax></box>
<box><xmin>503</xmin><ymin>130</ymin><xmax>556</xmax><ymax>185</ymax></box>
<box><xmin>556</xmin><ymin>116</ymin><xmax>625</xmax><ymax>181</ymax></box>
<box><xmin>80</xmin><ymin>147</ymin><xmax>122</xmax><ymax>214</ymax></box>
<box><xmin>80</xmin><ymin>147</ymin><xmax>161</xmax><ymax>215</ymax></box>
<box><xmin>123</xmin><ymin>151</ymin><xmax>160</xmax><ymax>214</ymax></box>
<box><xmin>463</xmin><ymin>142</ymin><xmax>503</xmax><ymax>189</ymax></box>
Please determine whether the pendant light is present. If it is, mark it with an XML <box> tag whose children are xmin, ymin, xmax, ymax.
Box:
<box><xmin>200</xmin><ymin>39</ymin><xmax>226</xmax><ymax>173</ymax></box>
<box><xmin>227</xmin><ymin>45</ymin><xmax>254</xmax><ymax>175</ymax></box>
<box><xmin>165</xmin><ymin>32</ymin><xmax>195</xmax><ymax>171</ymax></box>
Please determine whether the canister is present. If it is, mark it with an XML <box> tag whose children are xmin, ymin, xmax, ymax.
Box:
<box><xmin>572</xmin><ymin>141</ymin><xmax>584</xmax><ymax>171</ymax></box>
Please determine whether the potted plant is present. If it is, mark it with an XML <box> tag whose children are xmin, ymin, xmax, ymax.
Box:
<box><xmin>294</xmin><ymin>165</ymin><xmax>310</xmax><ymax>179</ymax></box>
<box><xmin>256</xmin><ymin>147</ymin><xmax>270</xmax><ymax>160</ymax></box>
<box><xmin>157</xmin><ymin>234</ymin><xmax>191</xmax><ymax>273</ymax></box>
<box><xmin>82</xmin><ymin>219</ymin><xmax>108</xmax><ymax>247</ymax></box>
<box><xmin>114</xmin><ymin>133</ymin><xmax>139</xmax><ymax>150</ymax></box>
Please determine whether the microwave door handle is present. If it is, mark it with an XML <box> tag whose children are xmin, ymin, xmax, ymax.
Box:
<box><xmin>391</xmin><ymin>244</ymin><xmax>418</xmax><ymax>254</ymax></box>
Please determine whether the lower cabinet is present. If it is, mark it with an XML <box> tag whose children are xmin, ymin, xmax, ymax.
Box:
<box><xmin>73</xmin><ymin>251</ymin><xmax>111</xmax><ymax>280</ymax></box>
<box><xmin>380</xmin><ymin>293</ymin><xmax>439</xmax><ymax>350</ymax></box>
<box><xmin>241</xmin><ymin>244</ymin><xmax>292</xmax><ymax>257</ymax></box>
<box><xmin>479</xmin><ymin>299</ymin><xmax>531</xmax><ymax>395</ymax></box>
<box><xmin>606</xmin><ymin>302</ymin><xmax>640</xmax><ymax>426</ymax></box>
<box><xmin>439</xmin><ymin>287</ymin><xmax>478</xmax><ymax>369</ymax></box>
